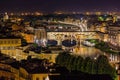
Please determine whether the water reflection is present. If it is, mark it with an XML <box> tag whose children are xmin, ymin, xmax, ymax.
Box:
<box><xmin>73</xmin><ymin>46</ymin><xmax>102</xmax><ymax>58</ymax></box>
<box><xmin>63</xmin><ymin>45</ymin><xmax>103</xmax><ymax>59</ymax></box>
<box><xmin>63</xmin><ymin>44</ymin><xmax>120</xmax><ymax>62</ymax></box>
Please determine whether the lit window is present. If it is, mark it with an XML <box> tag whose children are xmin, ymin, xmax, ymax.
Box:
<box><xmin>4</xmin><ymin>41</ymin><xmax>6</xmax><ymax>44</ymax></box>
<box><xmin>11</xmin><ymin>41</ymin><xmax>14</xmax><ymax>44</ymax></box>
<box><xmin>15</xmin><ymin>41</ymin><xmax>18</xmax><ymax>43</ymax></box>
<box><xmin>8</xmin><ymin>41</ymin><xmax>10</xmax><ymax>44</ymax></box>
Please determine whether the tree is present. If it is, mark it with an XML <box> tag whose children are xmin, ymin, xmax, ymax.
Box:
<box><xmin>56</xmin><ymin>52</ymin><xmax>70</xmax><ymax>66</ymax></box>
<box><xmin>75</xmin><ymin>56</ymin><xmax>83</xmax><ymax>71</ymax></box>
<box><xmin>56</xmin><ymin>52</ymin><xmax>117</xmax><ymax>79</ymax></box>
<box><xmin>96</xmin><ymin>55</ymin><xmax>117</xmax><ymax>79</ymax></box>
<box><xmin>64</xmin><ymin>53</ymin><xmax>72</xmax><ymax>68</ymax></box>
<box><xmin>73</xmin><ymin>56</ymin><xmax>83</xmax><ymax>71</ymax></box>
<box><xmin>96</xmin><ymin>55</ymin><xmax>109</xmax><ymax>74</ymax></box>
<box><xmin>83</xmin><ymin>57</ymin><xmax>95</xmax><ymax>74</ymax></box>
<box><xmin>67</xmin><ymin>56</ymin><xmax>76</xmax><ymax>71</ymax></box>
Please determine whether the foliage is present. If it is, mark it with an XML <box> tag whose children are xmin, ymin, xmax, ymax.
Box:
<box><xmin>95</xmin><ymin>41</ymin><xmax>119</xmax><ymax>54</ymax></box>
<box><xmin>56</xmin><ymin>52</ymin><xmax>117</xmax><ymax>79</ymax></box>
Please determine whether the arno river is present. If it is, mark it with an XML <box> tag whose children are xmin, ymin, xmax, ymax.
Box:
<box><xmin>63</xmin><ymin>44</ymin><xmax>119</xmax><ymax>63</ymax></box>
<box><xmin>72</xmin><ymin>45</ymin><xmax>103</xmax><ymax>59</ymax></box>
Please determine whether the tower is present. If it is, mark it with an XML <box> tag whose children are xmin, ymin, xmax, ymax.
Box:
<box><xmin>113</xmin><ymin>15</ymin><xmax>117</xmax><ymax>23</ymax></box>
<box><xmin>3</xmin><ymin>12</ymin><xmax>9</xmax><ymax>21</ymax></box>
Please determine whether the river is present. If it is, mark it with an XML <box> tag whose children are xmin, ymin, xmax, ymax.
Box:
<box><xmin>63</xmin><ymin>44</ymin><xmax>119</xmax><ymax>62</ymax></box>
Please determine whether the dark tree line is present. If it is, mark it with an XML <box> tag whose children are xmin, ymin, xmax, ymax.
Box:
<box><xmin>56</xmin><ymin>52</ymin><xmax>117</xmax><ymax>79</ymax></box>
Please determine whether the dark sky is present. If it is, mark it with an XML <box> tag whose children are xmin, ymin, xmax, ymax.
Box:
<box><xmin>0</xmin><ymin>0</ymin><xmax>120</xmax><ymax>13</ymax></box>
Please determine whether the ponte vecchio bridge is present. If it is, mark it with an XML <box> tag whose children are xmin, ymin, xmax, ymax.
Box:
<box><xmin>47</xmin><ymin>31</ymin><xmax>99</xmax><ymax>45</ymax></box>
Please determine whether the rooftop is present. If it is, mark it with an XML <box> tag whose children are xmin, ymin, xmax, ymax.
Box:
<box><xmin>20</xmin><ymin>58</ymin><xmax>50</xmax><ymax>73</ymax></box>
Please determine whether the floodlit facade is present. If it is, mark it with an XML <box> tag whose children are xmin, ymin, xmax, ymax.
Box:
<box><xmin>21</xmin><ymin>33</ymin><xmax>34</xmax><ymax>43</ymax></box>
<box><xmin>107</xmin><ymin>26</ymin><xmax>120</xmax><ymax>50</ymax></box>
<box><xmin>0</xmin><ymin>38</ymin><xmax>21</xmax><ymax>55</ymax></box>
<box><xmin>34</xmin><ymin>28</ymin><xmax>47</xmax><ymax>46</ymax></box>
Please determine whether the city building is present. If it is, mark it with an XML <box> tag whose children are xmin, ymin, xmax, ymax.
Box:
<box><xmin>3</xmin><ymin>12</ymin><xmax>9</xmax><ymax>22</ymax></box>
<box><xmin>20</xmin><ymin>67</ymin><xmax>49</xmax><ymax>80</ymax></box>
<box><xmin>29</xmin><ymin>51</ymin><xmax>59</xmax><ymax>63</ymax></box>
<box><xmin>107</xmin><ymin>26</ymin><xmax>120</xmax><ymax>50</ymax></box>
<box><xmin>19</xmin><ymin>59</ymin><xmax>60</xmax><ymax>80</ymax></box>
<box><xmin>21</xmin><ymin>32</ymin><xmax>34</xmax><ymax>43</ymax></box>
<box><xmin>96</xmin><ymin>32</ymin><xmax>108</xmax><ymax>42</ymax></box>
<box><xmin>0</xmin><ymin>63</ymin><xmax>20</xmax><ymax>80</ymax></box>
<box><xmin>34</xmin><ymin>28</ymin><xmax>47</xmax><ymax>46</ymax></box>
<box><xmin>0</xmin><ymin>55</ymin><xmax>59</xmax><ymax>80</ymax></box>
<box><xmin>0</xmin><ymin>38</ymin><xmax>21</xmax><ymax>56</ymax></box>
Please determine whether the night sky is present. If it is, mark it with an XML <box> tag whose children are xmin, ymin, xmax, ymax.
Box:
<box><xmin>0</xmin><ymin>0</ymin><xmax>120</xmax><ymax>13</ymax></box>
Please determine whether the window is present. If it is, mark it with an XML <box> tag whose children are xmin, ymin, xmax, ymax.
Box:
<box><xmin>3</xmin><ymin>47</ymin><xmax>6</xmax><ymax>50</ymax></box>
<box><xmin>8</xmin><ymin>41</ymin><xmax>10</xmax><ymax>44</ymax></box>
<box><xmin>36</xmin><ymin>77</ymin><xmax>39</xmax><ymax>80</ymax></box>
<box><xmin>11</xmin><ymin>41</ymin><xmax>14</xmax><ymax>44</ymax></box>
<box><xmin>15</xmin><ymin>40</ymin><xmax>18</xmax><ymax>44</ymax></box>
<box><xmin>43</xmin><ymin>77</ymin><xmax>45</xmax><ymax>80</ymax></box>
<box><xmin>4</xmin><ymin>41</ymin><xmax>6</xmax><ymax>44</ymax></box>
<box><xmin>7</xmin><ymin>47</ymin><xmax>11</xmax><ymax>49</ymax></box>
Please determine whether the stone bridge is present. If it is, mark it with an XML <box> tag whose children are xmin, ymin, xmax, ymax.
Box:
<box><xmin>47</xmin><ymin>31</ymin><xmax>99</xmax><ymax>45</ymax></box>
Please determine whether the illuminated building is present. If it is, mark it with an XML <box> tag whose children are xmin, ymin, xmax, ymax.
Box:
<box><xmin>64</xmin><ymin>17</ymin><xmax>74</xmax><ymax>23</ymax></box>
<box><xmin>113</xmin><ymin>15</ymin><xmax>118</xmax><ymax>23</ymax></box>
<box><xmin>0</xmin><ymin>60</ymin><xmax>59</xmax><ymax>80</ymax></box>
<box><xmin>96</xmin><ymin>32</ymin><xmax>108</xmax><ymax>42</ymax></box>
<box><xmin>34</xmin><ymin>12</ymin><xmax>43</xmax><ymax>16</ymax></box>
<box><xmin>19</xmin><ymin>59</ymin><xmax>60</xmax><ymax>80</ymax></box>
<box><xmin>86</xmin><ymin>12</ymin><xmax>90</xmax><ymax>15</ymax></box>
<box><xmin>12</xmin><ymin>24</ymin><xmax>23</xmax><ymax>31</ymax></box>
<box><xmin>21</xmin><ymin>33</ymin><xmax>34</xmax><ymax>43</ymax></box>
<box><xmin>0</xmin><ymin>38</ymin><xmax>21</xmax><ymax>55</ymax></box>
<box><xmin>3</xmin><ymin>12</ymin><xmax>9</xmax><ymax>21</ymax></box>
<box><xmin>0</xmin><ymin>63</ymin><xmax>20</xmax><ymax>80</ymax></box>
<box><xmin>34</xmin><ymin>28</ymin><xmax>47</xmax><ymax>46</ymax></box>
<box><xmin>95</xmin><ymin>25</ymin><xmax>107</xmax><ymax>33</ymax></box>
<box><xmin>29</xmin><ymin>51</ymin><xmax>59</xmax><ymax>63</ymax></box>
<box><xmin>19</xmin><ymin>67</ymin><xmax>49</xmax><ymax>80</ymax></box>
<box><xmin>107</xmin><ymin>26</ymin><xmax>120</xmax><ymax>50</ymax></box>
<box><xmin>96</xmin><ymin>12</ymin><xmax>101</xmax><ymax>15</ymax></box>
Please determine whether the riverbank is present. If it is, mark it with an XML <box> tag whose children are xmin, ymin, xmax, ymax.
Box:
<box><xmin>87</xmin><ymin>39</ymin><xmax>119</xmax><ymax>55</ymax></box>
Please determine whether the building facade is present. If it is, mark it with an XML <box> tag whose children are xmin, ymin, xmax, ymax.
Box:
<box><xmin>34</xmin><ymin>28</ymin><xmax>47</xmax><ymax>46</ymax></box>
<box><xmin>107</xmin><ymin>26</ymin><xmax>120</xmax><ymax>50</ymax></box>
<box><xmin>0</xmin><ymin>38</ymin><xmax>21</xmax><ymax>56</ymax></box>
<box><xmin>21</xmin><ymin>33</ymin><xmax>34</xmax><ymax>43</ymax></box>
